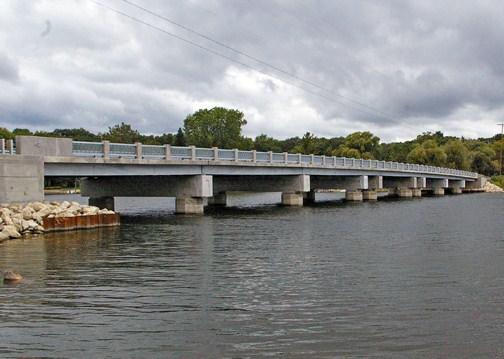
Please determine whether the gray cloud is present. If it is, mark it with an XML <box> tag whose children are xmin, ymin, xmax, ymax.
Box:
<box><xmin>0</xmin><ymin>0</ymin><xmax>503</xmax><ymax>141</ymax></box>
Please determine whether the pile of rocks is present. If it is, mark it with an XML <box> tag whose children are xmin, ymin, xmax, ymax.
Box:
<box><xmin>0</xmin><ymin>201</ymin><xmax>115</xmax><ymax>241</ymax></box>
<box><xmin>485</xmin><ymin>181</ymin><xmax>504</xmax><ymax>193</ymax></box>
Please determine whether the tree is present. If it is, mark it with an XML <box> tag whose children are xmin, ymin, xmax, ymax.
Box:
<box><xmin>254</xmin><ymin>134</ymin><xmax>283</xmax><ymax>152</ymax></box>
<box><xmin>443</xmin><ymin>140</ymin><xmax>470</xmax><ymax>170</ymax></box>
<box><xmin>335</xmin><ymin>131</ymin><xmax>380</xmax><ymax>159</ymax></box>
<box><xmin>103</xmin><ymin>122</ymin><xmax>141</xmax><ymax>143</ymax></box>
<box><xmin>407</xmin><ymin>139</ymin><xmax>447</xmax><ymax>166</ymax></box>
<box><xmin>174</xmin><ymin>128</ymin><xmax>186</xmax><ymax>146</ymax></box>
<box><xmin>0</xmin><ymin>128</ymin><xmax>14</xmax><ymax>139</ymax></box>
<box><xmin>52</xmin><ymin>128</ymin><xmax>100</xmax><ymax>142</ymax></box>
<box><xmin>292</xmin><ymin>132</ymin><xmax>318</xmax><ymax>154</ymax></box>
<box><xmin>12</xmin><ymin>128</ymin><xmax>33</xmax><ymax>136</ymax></box>
<box><xmin>183</xmin><ymin>107</ymin><xmax>247</xmax><ymax>148</ymax></box>
<box><xmin>471</xmin><ymin>152</ymin><xmax>495</xmax><ymax>175</ymax></box>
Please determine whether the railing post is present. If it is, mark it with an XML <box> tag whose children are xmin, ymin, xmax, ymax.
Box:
<box><xmin>298</xmin><ymin>153</ymin><xmax>302</xmax><ymax>164</ymax></box>
<box><xmin>6</xmin><ymin>139</ymin><xmax>14</xmax><ymax>155</ymax></box>
<box><xmin>165</xmin><ymin>144</ymin><xmax>171</xmax><ymax>160</ymax></box>
<box><xmin>252</xmin><ymin>150</ymin><xmax>257</xmax><ymax>163</ymax></box>
<box><xmin>234</xmin><ymin>148</ymin><xmax>239</xmax><ymax>162</ymax></box>
<box><xmin>342</xmin><ymin>157</ymin><xmax>346</xmax><ymax>167</ymax></box>
<box><xmin>0</xmin><ymin>138</ymin><xmax>5</xmax><ymax>154</ymax></box>
<box><xmin>213</xmin><ymin>147</ymin><xmax>219</xmax><ymax>161</ymax></box>
<box><xmin>102</xmin><ymin>140</ymin><xmax>110</xmax><ymax>159</ymax></box>
<box><xmin>322</xmin><ymin>155</ymin><xmax>326</xmax><ymax>166</ymax></box>
<box><xmin>268</xmin><ymin>151</ymin><xmax>273</xmax><ymax>164</ymax></box>
<box><xmin>310</xmin><ymin>154</ymin><xmax>314</xmax><ymax>165</ymax></box>
<box><xmin>190</xmin><ymin>146</ymin><xmax>196</xmax><ymax>161</ymax></box>
<box><xmin>135</xmin><ymin>142</ymin><xmax>142</xmax><ymax>159</ymax></box>
<box><xmin>284</xmin><ymin>152</ymin><xmax>288</xmax><ymax>163</ymax></box>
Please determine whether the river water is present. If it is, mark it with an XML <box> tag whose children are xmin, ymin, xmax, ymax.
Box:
<box><xmin>1</xmin><ymin>193</ymin><xmax>504</xmax><ymax>358</ymax></box>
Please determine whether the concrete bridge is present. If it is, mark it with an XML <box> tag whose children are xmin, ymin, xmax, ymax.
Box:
<box><xmin>0</xmin><ymin>136</ymin><xmax>482</xmax><ymax>213</ymax></box>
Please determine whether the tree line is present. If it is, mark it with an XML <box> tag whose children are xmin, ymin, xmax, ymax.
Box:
<box><xmin>1</xmin><ymin>106</ymin><xmax>503</xmax><ymax>176</ymax></box>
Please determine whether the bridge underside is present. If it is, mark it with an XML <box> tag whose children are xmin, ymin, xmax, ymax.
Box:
<box><xmin>76</xmin><ymin>173</ymin><xmax>477</xmax><ymax>213</ymax></box>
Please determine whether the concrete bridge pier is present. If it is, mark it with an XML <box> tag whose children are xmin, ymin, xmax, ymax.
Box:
<box><xmin>176</xmin><ymin>197</ymin><xmax>205</xmax><ymax>214</ymax></box>
<box><xmin>81</xmin><ymin>174</ymin><xmax>213</xmax><ymax>214</ymax></box>
<box><xmin>447</xmin><ymin>179</ymin><xmax>465</xmax><ymax>194</ymax></box>
<box><xmin>412</xmin><ymin>177</ymin><xmax>426</xmax><ymax>197</ymax></box>
<box><xmin>281</xmin><ymin>192</ymin><xmax>304</xmax><ymax>206</ymax></box>
<box><xmin>427</xmin><ymin>178</ymin><xmax>448</xmax><ymax>196</ymax></box>
<box><xmin>383</xmin><ymin>177</ymin><xmax>418</xmax><ymax>198</ymax></box>
<box><xmin>362</xmin><ymin>175</ymin><xmax>382</xmax><ymax>200</ymax></box>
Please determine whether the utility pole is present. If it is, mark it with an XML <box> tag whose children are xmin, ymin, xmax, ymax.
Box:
<box><xmin>498</xmin><ymin>123</ymin><xmax>504</xmax><ymax>176</ymax></box>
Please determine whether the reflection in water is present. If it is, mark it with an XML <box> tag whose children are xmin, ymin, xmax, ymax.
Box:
<box><xmin>1</xmin><ymin>194</ymin><xmax>504</xmax><ymax>358</ymax></box>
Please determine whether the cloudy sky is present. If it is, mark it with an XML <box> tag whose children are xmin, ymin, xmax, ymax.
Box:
<box><xmin>0</xmin><ymin>0</ymin><xmax>503</xmax><ymax>142</ymax></box>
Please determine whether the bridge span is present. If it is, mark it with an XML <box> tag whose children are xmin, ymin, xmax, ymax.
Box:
<box><xmin>0</xmin><ymin>136</ymin><xmax>482</xmax><ymax>213</ymax></box>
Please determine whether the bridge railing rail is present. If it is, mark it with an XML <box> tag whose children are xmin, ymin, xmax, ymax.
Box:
<box><xmin>70</xmin><ymin>140</ymin><xmax>478</xmax><ymax>178</ymax></box>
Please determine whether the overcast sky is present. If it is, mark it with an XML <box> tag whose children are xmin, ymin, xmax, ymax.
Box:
<box><xmin>1</xmin><ymin>0</ymin><xmax>503</xmax><ymax>142</ymax></box>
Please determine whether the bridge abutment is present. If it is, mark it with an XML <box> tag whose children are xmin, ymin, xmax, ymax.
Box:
<box><xmin>0</xmin><ymin>155</ymin><xmax>44</xmax><ymax>203</ymax></box>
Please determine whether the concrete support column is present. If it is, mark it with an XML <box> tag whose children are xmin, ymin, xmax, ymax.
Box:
<box><xmin>362</xmin><ymin>190</ymin><xmax>378</xmax><ymax>200</ymax></box>
<box><xmin>428</xmin><ymin>178</ymin><xmax>448</xmax><ymax>196</ymax></box>
<box><xmin>449</xmin><ymin>187</ymin><xmax>462</xmax><ymax>194</ymax></box>
<box><xmin>368</xmin><ymin>176</ymin><xmax>383</xmax><ymax>190</ymax></box>
<box><xmin>281</xmin><ymin>192</ymin><xmax>304</xmax><ymax>206</ymax></box>
<box><xmin>176</xmin><ymin>197</ymin><xmax>205</xmax><ymax>214</ymax></box>
<box><xmin>207</xmin><ymin>192</ymin><xmax>227</xmax><ymax>206</ymax></box>
<box><xmin>345</xmin><ymin>191</ymin><xmax>363</xmax><ymax>201</ymax></box>
<box><xmin>412</xmin><ymin>188</ymin><xmax>422</xmax><ymax>197</ymax></box>
<box><xmin>89</xmin><ymin>196</ymin><xmax>115</xmax><ymax>210</ymax></box>
<box><xmin>395</xmin><ymin>188</ymin><xmax>413</xmax><ymax>198</ymax></box>
<box><xmin>448</xmin><ymin>179</ymin><xmax>465</xmax><ymax>194</ymax></box>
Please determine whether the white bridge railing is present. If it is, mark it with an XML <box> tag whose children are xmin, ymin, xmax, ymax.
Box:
<box><xmin>71</xmin><ymin>140</ymin><xmax>478</xmax><ymax>179</ymax></box>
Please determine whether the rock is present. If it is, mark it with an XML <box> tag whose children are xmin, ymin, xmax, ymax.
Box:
<box><xmin>60</xmin><ymin>201</ymin><xmax>71</xmax><ymax>209</ymax></box>
<box><xmin>30</xmin><ymin>202</ymin><xmax>46</xmax><ymax>211</ymax></box>
<box><xmin>22</xmin><ymin>207</ymin><xmax>34</xmax><ymax>220</ymax></box>
<box><xmin>2</xmin><ymin>225</ymin><xmax>21</xmax><ymax>239</ymax></box>
<box><xmin>3</xmin><ymin>271</ymin><xmax>23</xmax><ymax>282</ymax></box>
<box><xmin>0</xmin><ymin>231</ymin><xmax>9</xmax><ymax>242</ymax></box>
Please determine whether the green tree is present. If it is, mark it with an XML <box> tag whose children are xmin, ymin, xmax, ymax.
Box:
<box><xmin>407</xmin><ymin>139</ymin><xmax>447</xmax><ymax>166</ymax></box>
<box><xmin>103</xmin><ymin>122</ymin><xmax>141</xmax><ymax>143</ymax></box>
<box><xmin>183</xmin><ymin>107</ymin><xmax>247</xmax><ymax>148</ymax></box>
<box><xmin>174</xmin><ymin>128</ymin><xmax>186</xmax><ymax>146</ymax></box>
<box><xmin>443</xmin><ymin>140</ymin><xmax>470</xmax><ymax>170</ymax></box>
<box><xmin>12</xmin><ymin>128</ymin><xmax>33</xmax><ymax>136</ymax></box>
<box><xmin>254</xmin><ymin>134</ymin><xmax>283</xmax><ymax>152</ymax></box>
<box><xmin>0</xmin><ymin>127</ymin><xmax>14</xmax><ymax>139</ymax></box>
<box><xmin>292</xmin><ymin>132</ymin><xmax>318</xmax><ymax>154</ymax></box>
<box><xmin>335</xmin><ymin>131</ymin><xmax>380</xmax><ymax>159</ymax></box>
<box><xmin>471</xmin><ymin>152</ymin><xmax>495</xmax><ymax>175</ymax></box>
<box><xmin>52</xmin><ymin>128</ymin><xmax>101</xmax><ymax>142</ymax></box>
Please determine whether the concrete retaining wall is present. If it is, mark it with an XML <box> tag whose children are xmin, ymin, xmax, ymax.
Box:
<box><xmin>0</xmin><ymin>155</ymin><xmax>44</xmax><ymax>203</ymax></box>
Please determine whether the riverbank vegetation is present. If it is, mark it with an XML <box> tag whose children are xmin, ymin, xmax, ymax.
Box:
<box><xmin>1</xmin><ymin>107</ymin><xmax>504</xmax><ymax>178</ymax></box>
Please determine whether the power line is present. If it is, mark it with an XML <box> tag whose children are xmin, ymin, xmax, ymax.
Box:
<box><xmin>105</xmin><ymin>0</ymin><xmax>400</xmax><ymax>122</ymax></box>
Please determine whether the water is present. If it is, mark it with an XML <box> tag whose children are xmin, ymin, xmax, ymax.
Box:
<box><xmin>1</xmin><ymin>193</ymin><xmax>504</xmax><ymax>358</ymax></box>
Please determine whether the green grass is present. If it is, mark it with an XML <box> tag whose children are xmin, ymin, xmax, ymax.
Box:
<box><xmin>490</xmin><ymin>175</ymin><xmax>504</xmax><ymax>189</ymax></box>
